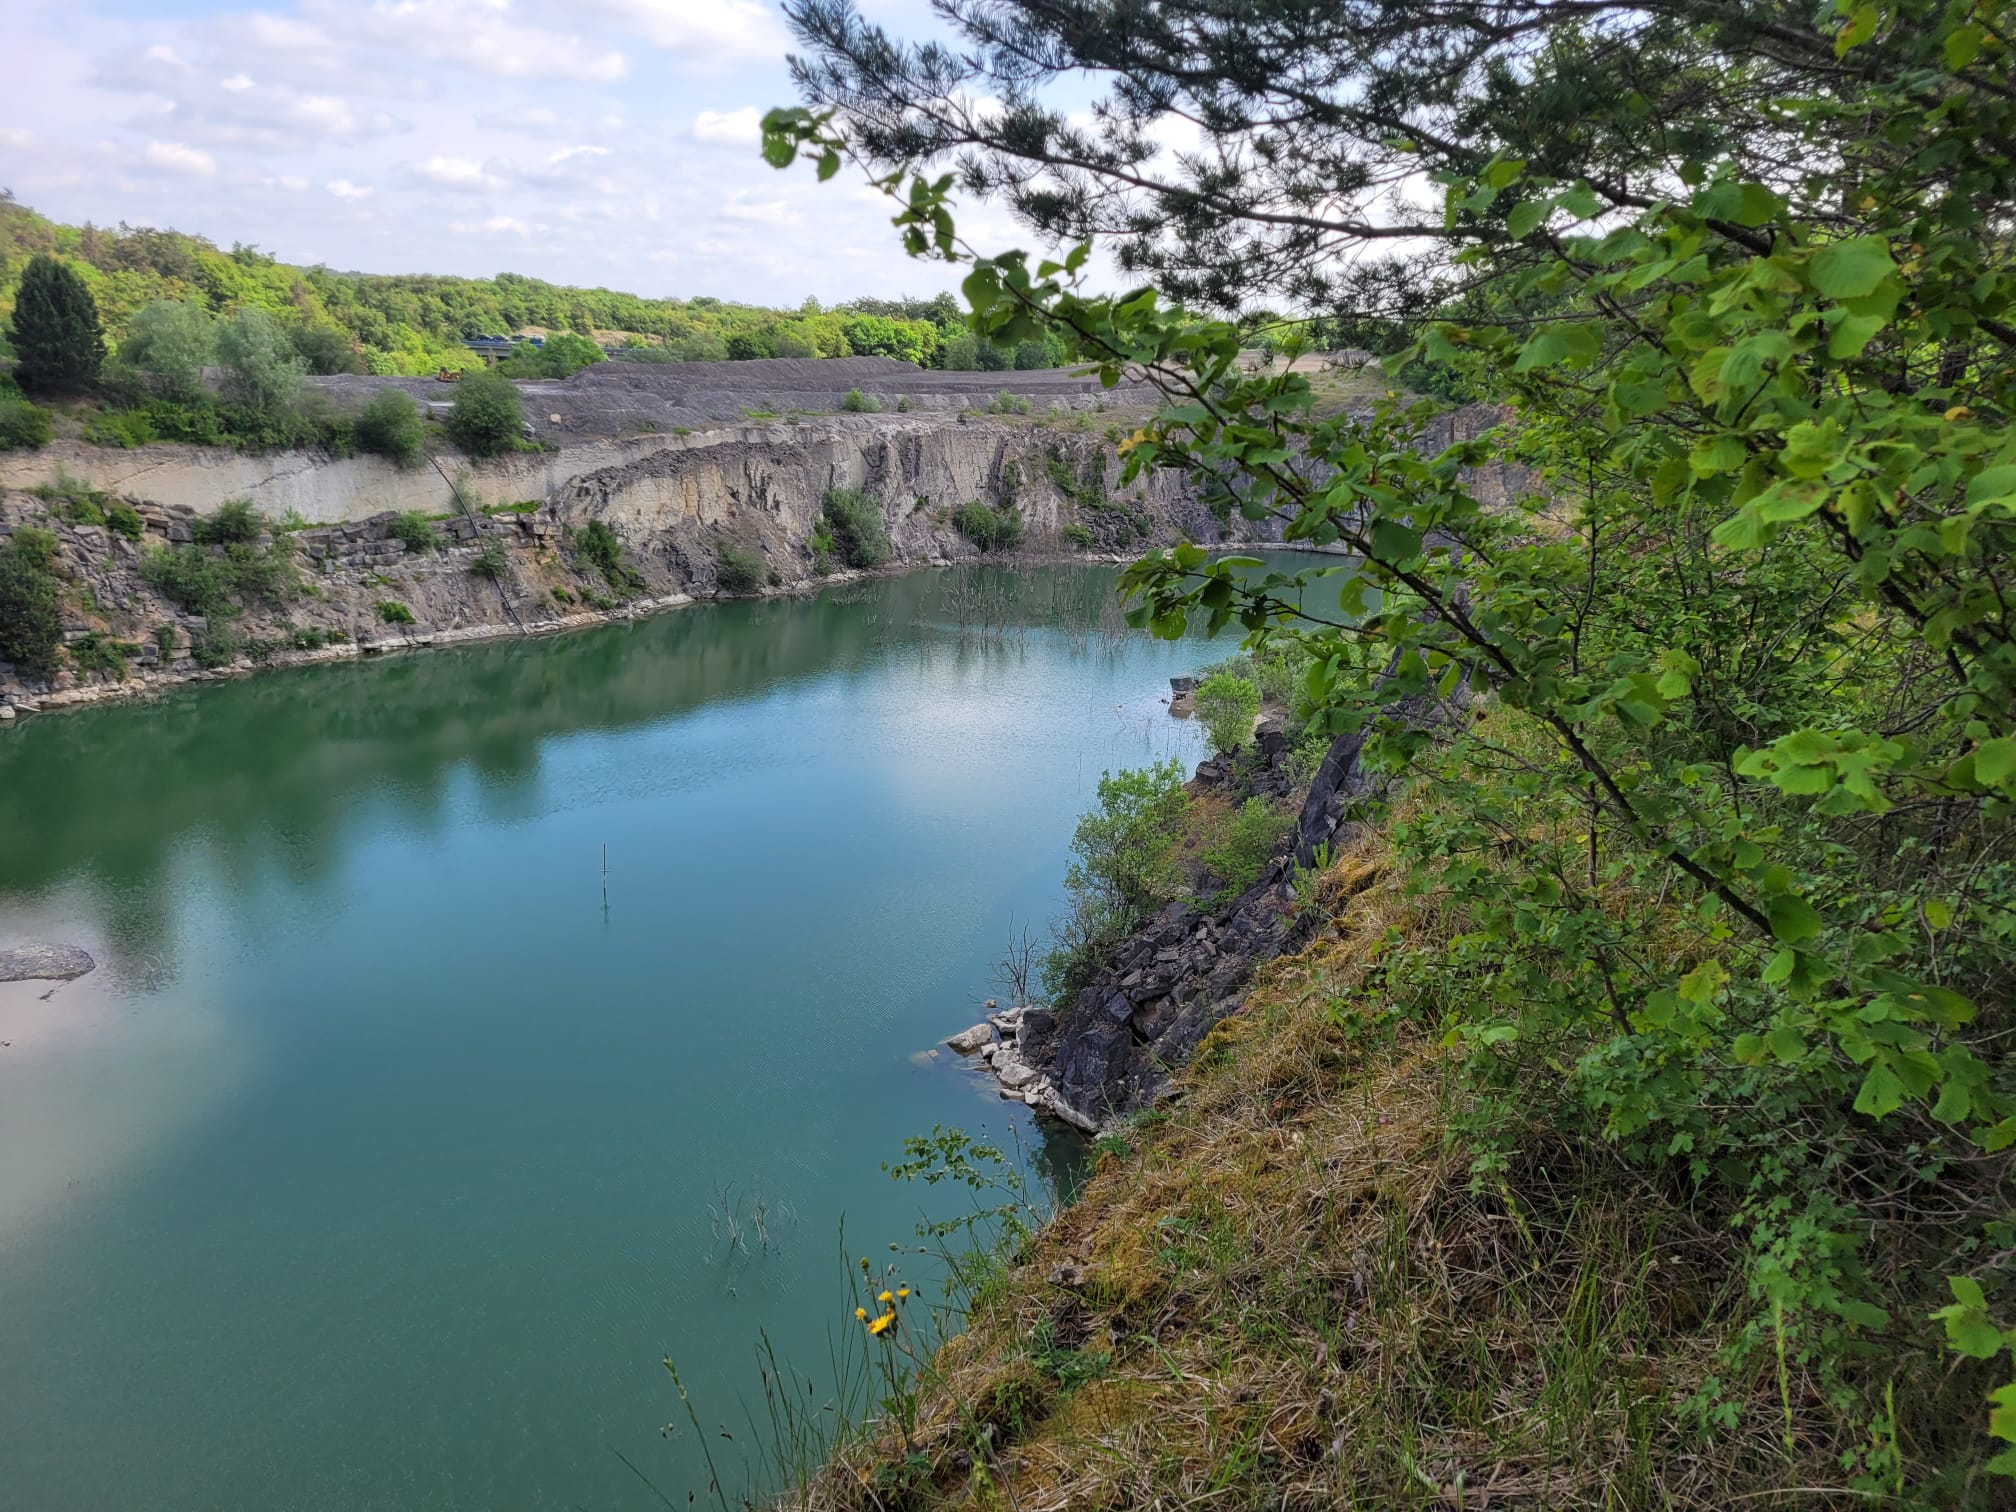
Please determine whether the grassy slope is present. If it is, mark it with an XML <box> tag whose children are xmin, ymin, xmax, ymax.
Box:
<box><xmin>790</xmin><ymin>801</ymin><xmax>1906</xmax><ymax>1510</ymax></box>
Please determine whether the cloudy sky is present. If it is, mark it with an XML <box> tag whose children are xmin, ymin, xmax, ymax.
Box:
<box><xmin>0</xmin><ymin>0</ymin><xmax>1036</xmax><ymax>306</ymax></box>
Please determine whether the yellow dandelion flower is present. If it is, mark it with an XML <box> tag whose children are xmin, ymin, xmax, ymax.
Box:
<box><xmin>877</xmin><ymin>1290</ymin><xmax>894</xmax><ymax>1304</ymax></box>
<box><xmin>854</xmin><ymin>1307</ymin><xmax>867</xmax><ymax>1320</ymax></box>
<box><xmin>896</xmin><ymin>1287</ymin><xmax>910</xmax><ymax>1299</ymax></box>
<box><xmin>868</xmin><ymin>1312</ymin><xmax>895</xmax><ymax>1336</ymax></box>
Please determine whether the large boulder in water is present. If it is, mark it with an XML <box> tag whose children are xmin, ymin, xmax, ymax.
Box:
<box><xmin>0</xmin><ymin>943</ymin><xmax>96</xmax><ymax>983</ymax></box>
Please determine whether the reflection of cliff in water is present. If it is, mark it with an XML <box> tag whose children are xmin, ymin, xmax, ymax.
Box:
<box><xmin>0</xmin><ymin>562</ymin><xmax>1247</xmax><ymax>974</ymax></box>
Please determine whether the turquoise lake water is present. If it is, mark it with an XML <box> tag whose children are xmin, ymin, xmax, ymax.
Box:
<box><xmin>0</xmin><ymin>561</ymin><xmax>1280</xmax><ymax>1510</ymax></box>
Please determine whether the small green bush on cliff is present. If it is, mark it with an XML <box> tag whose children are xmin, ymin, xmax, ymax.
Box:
<box><xmin>0</xmin><ymin>526</ymin><xmax>64</xmax><ymax>679</ymax></box>
<box><xmin>104</xmin><ymin>502</ymin><xmax>144</xmax><ymax>541</ymax></box>
<box><xmin>375</xmin><ymin>600</ymin><xmax>415</xmax><ymax>625</ymax></box>
<box><xmin>1200</xmin><ymin>796</ymin><xmax>1293</xmax><ymax>902</ymax></box>
<box><xmin>573</xmin><ymin>518</ymin><xmax>642</xmax><ymax>596</ymax></box>
<box><xmin>468</xmin><ymin>538</ymin><xmax>509</xmax><ymax>581</ymax></box>
<box><xmin>353</xmin><ymin>390</ymin><xmax>425</xmax><ymax>466</ymax></box>
<box><xmin>445</xmin><ymin>368</ymin><xmax>524</xmax><ymax>458</ymax></box>
<box><xmin>715</xmin><ymin>541</ymin><xmax>766</xmax><ymax>595</ymax></box>
<box><xmin>0</xmin><ymin>398</ymin><xmax>54</xmax><ymax>450</ymax></box>
<box><xmin>389</xmin><ymin>511</ymin><xmax>439</xmax><ymax>553</ymax></box>
<box><xmin>1194</xmin><ymin>672</ymin><xmax>1260</xmax><ymax>755</ymax></box>
<box><xmin>1043</xmin><ymin>759</ymin><xmax>1188</xmax><ymax>1004</ymax></box>
<box><xmin>820</xmin><ymin>486</ymin><xmax>891</xmax><ymax>569</ymax></box>
<box><xmin>841</xmin><ymin>386</ymin><xmax>882</xmax><ymax>413</ymax></box>
<box><xmin>192</xmin><ymin>498</ymin><xmax>264</xmax><ymax>546</ymax></box>
<box><xmin>951</xmin><ymin>499</ymin><xmax>1025</xmax><ymax>553</ymax></box>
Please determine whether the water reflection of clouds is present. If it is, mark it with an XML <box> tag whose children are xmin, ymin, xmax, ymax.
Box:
<box><xmin>0</xmin><ymin>922</ymin><xmax>248</xmax><ymax>1243</ymax></box>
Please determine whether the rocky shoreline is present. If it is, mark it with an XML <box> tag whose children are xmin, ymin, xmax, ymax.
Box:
<box><xmin>941</xmin><ymin>670</ymin><xmax>1452</xmax><ymax>1134</ymax></box>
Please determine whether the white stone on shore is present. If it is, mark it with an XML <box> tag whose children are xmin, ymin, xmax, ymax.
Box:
<box><xmin>997</xmin><ymin>1060</ymin><xmax>1039</xmax><ymax>1091</ymax></box>
<box><xmin>945</xmin><ymin>1022</ymin><xmax>995</xmax><ymax>1054</ymax></box>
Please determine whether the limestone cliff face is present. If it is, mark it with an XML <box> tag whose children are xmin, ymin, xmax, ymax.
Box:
<box><xmin>0</xmin><ymin>413</ymin><xmax>1244</xmax><ymax>713</ymax></box>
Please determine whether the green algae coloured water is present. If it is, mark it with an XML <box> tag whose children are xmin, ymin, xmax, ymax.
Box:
<box><xmin>0</xmin><ymin>562</ymin><xmax>1289</xmax><ymax>1510</ymax></box>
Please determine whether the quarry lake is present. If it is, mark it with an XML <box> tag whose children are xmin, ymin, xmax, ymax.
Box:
<box><xmin>0</xmin><ymin>561</ymin><xmax>1268</xmax><ymax>1510</ymax></box>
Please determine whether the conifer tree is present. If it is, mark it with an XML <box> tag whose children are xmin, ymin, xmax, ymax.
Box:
<box><xmin>7</xmin><ymin>254</ymin><xmax>104</xmax><ymax>393</ymax></box>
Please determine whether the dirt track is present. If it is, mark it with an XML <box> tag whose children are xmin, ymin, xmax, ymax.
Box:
<box><xmin>310</xmin><ymin>355</ymin><xmax>1158</xmax><ymax>440</ymax></box>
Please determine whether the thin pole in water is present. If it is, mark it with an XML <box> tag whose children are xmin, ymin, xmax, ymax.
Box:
<box><xmin>602</xmin><ymin>842</ymin><xmax>609</xmax><ymax>913</ymax></box>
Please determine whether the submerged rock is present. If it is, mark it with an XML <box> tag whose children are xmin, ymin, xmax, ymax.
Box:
<box><xmin>0</xmin><ymin>943</ymin><xmax>96</xmax><ymax>983</ymax></box>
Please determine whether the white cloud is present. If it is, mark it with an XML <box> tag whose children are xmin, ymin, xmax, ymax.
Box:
<box><xmin>303</xmin><ymin>0</ymin><xmax>629</xmax><ymax>83</ymax></box>
<box><xmin>221</xmin><ymin>72</ymin><xmax>255</xmax><ymax>91</ymax></box>
<box><xmin>414</xmin><ymin>155</ymin><xmax>501</xmax><ymax>190</ymax></box>
<box><xmin>450</xmin><ymin>214</ymin><xmax>535</xmax><ymax>236</ymax></box>
<box><xmin>143</xmin><ymin>141</ymin><xmax>218</xmax><ymax>176</ymax></box>
<box><xmin>289</xmin><ymin>94</ymin><xmax>358</xmax><ymax>134</ymax></box>
<box><xmin>326</xmin><ymin>177</ymin><xmax>372</xmax><ymax>199</ymax></box>
<box><xmin>0</xmin><ymin>127</ymin><xmax>34</xmax><ymax>148</ymax></box>
<box><xmin>692</xmin><ymin>106</ymin><xmax>761</xmax><ymax>147</ymax></box>
<box><xmin>572</xmin><ymin>0</ymin><xmax>785</xmax><ymax>61</ymax></box>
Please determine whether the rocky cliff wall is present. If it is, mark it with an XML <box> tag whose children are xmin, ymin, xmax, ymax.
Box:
<box><xmin>0</xmin><ymin>413</ymin><xmax>1245</xmax><ymax>714</ymax></box>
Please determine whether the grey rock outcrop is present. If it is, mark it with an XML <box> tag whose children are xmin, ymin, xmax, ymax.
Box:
<box><xmin>0</xmin><ymin>943</ymin><xmax>96</xmax><ymax>983</ymax></box>
<box><xmin>1020</xmin><ymin>684</ymin><xmax>1455</xmax><ymax>1129</ymax></box>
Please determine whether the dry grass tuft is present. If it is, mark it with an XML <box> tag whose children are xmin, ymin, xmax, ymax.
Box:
<box><xmin>789</xmin><ymin>833</ymin><xmax>1856</xmax><ymax>1511</ymax></box>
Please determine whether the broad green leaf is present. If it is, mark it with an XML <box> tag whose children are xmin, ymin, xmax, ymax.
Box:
<box><xmin>1513</xmin><ymin>322</ymin><xmax>1601</xmax><ymax>371</ymax></box>
<box><xmin>1932</xmin><ymin>1276</ymin><xmax>2007</xmax><ymax>1359</ymax></box>
<box><xmin>1854</xmin><ymin>1061</ymin><xmax>1906</xmax><ymax>1118</ymax></box>
<box><xmin>1766</xmin><ymin>1026</ymin><xmax>1807</xmax><ymax>1061</ymax></box>
<box><xmin>1810</xmin><ymin>236</ymin><xmax>1896</xmax><ymax>300</ymax></box>
<box><xmin>1369</xmin><ymin>519</ymin><xmax>1423</xmax><ymax>563</ymax></box>
<box><xmin>1836</xmin><ymin>2</ymin><xmax>1878</xmax><ymax>54</ymax></box>
<box><xmin>1780</xmin><ymin>418</ymin><xmax>1845</xmax><ymax>480</ymax></box>
<box><xmin>1559</xmin><ymin>184</ymin><xmax>1603</xmax><ymax>219</ymax></box>
<box><xmin>1506</xmin><ymin>199</ymin><xmax>1549</xmax><ymax>239</ymax></box>
<box><xmin>1829</xmin><ymin>310</ymin><xmax>1890</xmax><ymax>358</ymax></box>
<box><xmin>1835</xmin><ymin>1298</ymin><xmax>1891</xmax><ymax>1329</ymax></box>
<box><xmin>1767</xmin><ymin>893</ymin><xmax>1825</xmax><ymax>944</ymax></box>
<box><xmin>1977</xmin><ymin>737</ymin><xmax>2016</xmax><ymax>786</ymax></box>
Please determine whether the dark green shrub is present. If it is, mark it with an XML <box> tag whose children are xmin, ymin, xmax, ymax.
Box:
<box><xmin>495</xmin><ymin>333</ymin><xmax>604</xmax><ymax>378</ymax></box>
<box><xmin>952</xmin><ymin>499</ymin><xmax>1025</xmax><ymax>553</ymax></box>
<box><xmin>389</xmin><ymin>511</ymin><xmax>439</xmax><ymax>553</ymax></box>
<box><xmin>446</xmin><ymin>368</ymin><xmax>525</xmax><ymax>457</ymax></box>
<box><xmin>190</xmin><ymin>624</ymin><xmax>238</xmax><ymax>668</ymax></box>
<box><xmin>375</xmin><ymin>600</ymin><xmax>415</xmax><ymax>625</ymax></box>
<box><xmin>574</xmin><ymin>518</ymin><xmax>642</xmax><ymax>594</ymax></box>
<box><xmin>81</xmin><ymin>409</ymin><xmax>158</xmax><ymax>448</ymax></box>
<box><xmin>7</xmin><ymin>255</ymin><xmax>103</xmax><ymax>393</ymax></box>
<box><xmin>215</xmin><ymin>309</ymin><xmax>306</xmax><ymax>420</ymax></box>
<box><xmin>120</xmin><ymin>300</ymin><xmax>214</xmax><ymax>401</ymax></box>
<box><xmin>716</xmin><ymin>541</ymin><xmax>766</xmax><ymax>595</ymax></box>
<box><xmin>821</xmin><ymin>487</ymin><xmax>891</xmax><ymax>569</ymax></box>
<box><xmin>0</xmin><ymin>526</ymin><xmax>64</xmax><ymax>678</ymax></box>
<box><xmin>841</xmin><ymin>387</ymin><xmax>882</xmax><ymax>413</ymax></box>
<box><xmin>141</xmin><ymin>545</ymin><xmax>229</xmax><ymax>614</ymax></box>
<box><xmin>989</xmin><ymin>388</ymin><xmax>1032</xmax><ymax>416</ymax></box>
<box><xmin>1201</xmin><ymin>797</ymin><xmax>1294</xmax><ymax>901</ymax></box>
<box><xmin>68</xmin><ymin>631</ymin><xmax>136</xmax><ymax>680</ymax></box>
<box><xmin>222</xmin><ymin>539</ymin><xmax>298</xmax><ymax>605</ymax></box>
<box><xmin>1062</xmin><ymin>522</ymin><xmax>1095</xmax><ymax>549</ymax></box>
<box><xmin>469</xmin><ymin>537</ymin><xmax>509</xmax><ymax>580</ymax></box>
<box><xmin>1194</xmin><ymin>671</ymin><xmax>1262</xmax><ymax>754</ymax></box>
<box><xmin>193</xmin><ymin>499</ymin><xmax>264</xmax><ymax>546</ymax></box>
<box><xmin>808</xmin><ymin>519</ymin><xmax>836</xmax><ymax>575</ymax></box>
<box><xmin>154</xmin><ymin>624</ymin><xmax>177</xmax><ymax>659</ymax></box>
<box><xmin>288</xmin><ymin>324</ymin><xmax>356</xmax><ymax>375</ymax></box>
<box><xmin>354</xmin><ymin>390</ymin><xmax>425</xmax><ymax>465</ymax></box>
<box><xmin>1042</xmin><ymin>760</ymin><xmax>1189</xmax><ymax>1003</ymax></box>
<box><xmin>0</xmin><ymin>398</ymin><xmax>54</xmax><ymax>450</ymax></box>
